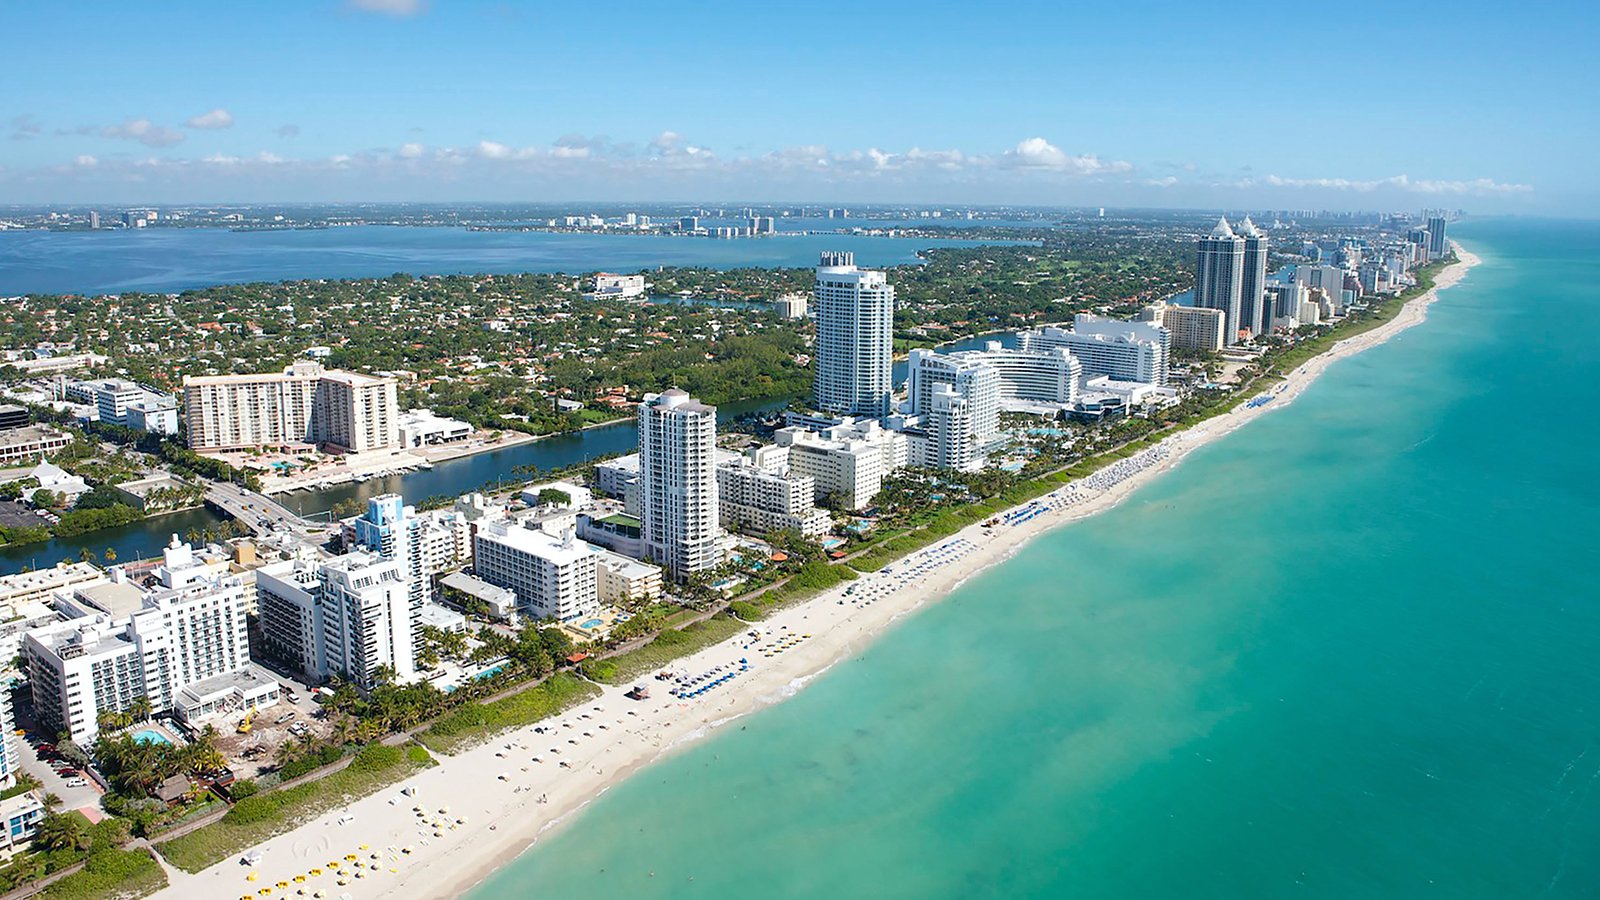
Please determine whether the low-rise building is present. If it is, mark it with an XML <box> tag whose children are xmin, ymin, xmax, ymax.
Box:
<box><xmin>397</xmin><ymin>408</ymin><xmax>474</xmax><ymax>448</ymax></box>
<box><xmin>173</xmin><ymin>666</ymin><xmax>281</xmax><ymax>727</ymax></box>
<box><xmin>773</xmin><ymin>417</ymin><xmax>907</xmax><ymax>510</ymax></box>
<box><xmin>437</xmin><ymin>571</ymin><xmax>518</xmax><ymax>621</ymax></box>
<box><xmin>716</xmin><ymin>446</ymin><xmax>832</xmax><ymax>537</ymax></box>
<box><xmin>0</xmin><ymin>425</ymin><xmax>71</xmax><ymax>465</ymax></box>
<box><xmin>0</xmin><ymin>790</ymin><xmax>45</xmax><ymax>854</ymax></box>
<box><xmin>594</xmin><ymin>548</ymin><xmax>664</xmax><ymax>605</ymax></box>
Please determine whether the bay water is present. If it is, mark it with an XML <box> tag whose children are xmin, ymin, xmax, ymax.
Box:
<box><xmin>469</xmin><ymin>218</ymin><xmax>1600</xmax><ymax>898</ymax></box>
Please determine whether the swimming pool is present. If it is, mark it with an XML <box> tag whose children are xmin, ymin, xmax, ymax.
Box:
<box><xmin>579</xmin><ymin>618</ymin><xmax>604</xmax><ymax>630</ymax></box>
<box><xmin>133</xmin><ymin>729</ymin><xmax>171</xmax><ymax>746</ymax></box>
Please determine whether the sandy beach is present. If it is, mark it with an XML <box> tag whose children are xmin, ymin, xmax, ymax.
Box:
<box><xmin>152</xmin><ymin>248</ymin><xmax>1477</xmax><ymax>900</ymax></box>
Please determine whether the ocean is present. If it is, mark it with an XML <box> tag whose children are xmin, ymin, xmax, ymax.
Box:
<box><xmin>467</xmin><ymin>218</ymin><xmax>1600</xmax><ymax>898</ymax></box>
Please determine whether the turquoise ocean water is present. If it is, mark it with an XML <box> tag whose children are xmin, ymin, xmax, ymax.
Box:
<box><xmin>471</xmin><ymin>219</ymin><xmax>1599</xmax><ymax>899</ymax></box>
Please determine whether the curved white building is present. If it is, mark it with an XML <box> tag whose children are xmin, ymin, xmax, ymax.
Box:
<box><xmin>948</xmin><ymin>342</ymin><xmax>1081</xmax><ymax>406</ymax></box>
<box><xmin>1017</xmin><ymin>316</ymin><xmax>1169</xmax><ymax>387</ymax></box>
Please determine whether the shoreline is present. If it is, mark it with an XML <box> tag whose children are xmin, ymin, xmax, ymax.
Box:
<box><xmin>150</xmin><ymin>246</ymin><xmax>1478</xmax><ymax>900</ymax></box>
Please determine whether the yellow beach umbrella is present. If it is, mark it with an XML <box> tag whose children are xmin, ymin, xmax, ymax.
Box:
<box><xmin>246</xmin><ymin>872</ymin><xmax>259</xmax><ymax>882</ymax></box>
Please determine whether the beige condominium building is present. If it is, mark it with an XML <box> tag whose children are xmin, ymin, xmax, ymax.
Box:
<box><xmin>183</xmin><ymin>361</ymin><xmax>399</xmax><ymax>453</ymax></box>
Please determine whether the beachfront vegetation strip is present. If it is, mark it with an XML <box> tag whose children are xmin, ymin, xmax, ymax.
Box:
<box><xmin>156</xmin><ymin>743</ymin><xmax>436</xmax><ymax>874</ymax></box>
<box><xmin>37</xmin><ymin>848</ymin><xmax>166</xmax><ymax>900</ymax></box>
<box><xmin>583</xmin><ymin>613</ymin><xmax>750</xmax><ymax>685</ymax></box>
<box><xmin>418</xmin><ymin>672</ymin><xmax>601</xmax><ymax>755</ymax></box>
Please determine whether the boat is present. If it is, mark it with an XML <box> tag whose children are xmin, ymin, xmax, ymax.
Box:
<box><xmin>417</xmin><ymin>460</ymin><xmax>434</xmax><ymax>470</ymax></box>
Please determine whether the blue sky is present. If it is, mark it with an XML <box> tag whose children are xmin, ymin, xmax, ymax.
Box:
<box><xmin>3</xmin><ymin>0</ymin><xmax>1593</xmax><ymax>212</ymax></box>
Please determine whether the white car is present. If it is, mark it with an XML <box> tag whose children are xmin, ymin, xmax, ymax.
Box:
<box><xmin>64</xmin><ymin>778</ymin><xmax>87</xmax><ymax>788</ymax></box>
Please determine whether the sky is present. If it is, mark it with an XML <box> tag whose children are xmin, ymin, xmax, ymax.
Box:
<box><xmin>2</xmin><ymin>0</ymin><xmax>1595</xmax><ymax>213</ymax></box>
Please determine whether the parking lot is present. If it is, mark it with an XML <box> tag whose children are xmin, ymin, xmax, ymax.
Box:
<box><xmin>12</xmin><ymin>709</ymin><xmax>102</xmax><ymax>814</ymax></box>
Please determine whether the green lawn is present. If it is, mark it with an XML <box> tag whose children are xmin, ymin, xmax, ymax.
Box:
<box><xmin>156</xmin><ymin>743</ymin><xmax>436</xmax><ymax>874</ymax></box>
<box><xmin>417</xmin><ymin>673</ymin><xmax>601</xmax><ymax>755</ymax></box>
<box><xmin>583</xmin><ymin>613</ymin><xmax>750</xmax><ymax>684</ymax></box>
<box><xmin>38</xmin><ymin>848</ymin><xmax>166</xmax><ymax>900</ymax></box>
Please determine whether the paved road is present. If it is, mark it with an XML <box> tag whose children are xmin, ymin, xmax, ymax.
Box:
<box><xmin>205</xmin><ymin>481</ymin><xmax>330</xmax><ymax>539</ymax></box>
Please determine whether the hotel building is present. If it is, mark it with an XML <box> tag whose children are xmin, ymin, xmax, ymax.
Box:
<box><xmin>1018</xmin><ymin>316</ymin><xmax>1170</xmax><ymax>386</ymax></box>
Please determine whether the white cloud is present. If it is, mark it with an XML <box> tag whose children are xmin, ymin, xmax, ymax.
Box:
<box><xmin>99</xmin><ymin>118</ymin><xmax>185</xmax><ymax>147</ymax></box>
<box><xmin>1000</xmin><ymin>137</ymin><xmax>1132</xmax><ymax>175</ymax></box>
<box><xmin>348</xmin><ymin>0</ymin><xmax>425</xmax><ymax>16</ymax></box>
<box><xmin>1145</xmin><ymin>176</ymin><xmax>1179</xmax><ymax>187</ymax></box>
<box><xmin>73</xmin><ymin>155</ymin><xmax>97</xmax><ymax>168</ymax></box>
<box><xmin>476</xmin><ymin>140</ymin><xmax>514</xmax><ymax>160</ymax></box>
<box><xmin>397</xmin><ymin>142</ymin><xmax>425</xmax><ymax>159</ymax></box>
<box><xmin>185</xmin><ymin>108</ymin><xmax>234</xmax><ymax>130</ymax></box>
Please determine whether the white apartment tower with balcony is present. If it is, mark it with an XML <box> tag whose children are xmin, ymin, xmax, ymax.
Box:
<box><xmin>904</xmin><ymin>349</ymin><xmax>1002</xmax><ymax>471</ymax></box>
<box><xmin>317</xmin><ymin>552</ymin><xmax>417</xmax><ymax>690</ymax></box>
<box><xmin>183</xmin><ymin>361</ymin><xmax>400</xmax><ymax>452</ymax></box>
<box><xmin>638</xmin><ymin>389</ymin><xmax>723</xmax><ymax>582</ymax></box>
<box><xmin>813</xmin><ymin>251</ymin><xmax>895</xmax><ymax>419</ymax></box>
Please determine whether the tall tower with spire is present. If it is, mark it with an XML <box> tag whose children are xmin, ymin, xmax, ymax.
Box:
<box><xmin>1237</xmin><ymin>216</ymin><xmax>1270</xmax><ymax>338</ymax></box>
<box><xmin>1195</xmin><ymin>217</ymin><xmax>1245</xmax><ymax>345</ymax></box>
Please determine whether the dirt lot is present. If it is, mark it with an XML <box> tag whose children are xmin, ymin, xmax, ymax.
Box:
<box><xmin>211</xmin><ymin>698</ymin><xmax>334</xmax><ymax>780</ymax></box>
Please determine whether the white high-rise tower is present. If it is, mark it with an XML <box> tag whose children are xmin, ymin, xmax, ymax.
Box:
<box><xmin>638</xmin><ymin>389</ymin><xmax>722</xmax><ymax>582</ymax></box>
<box><xmin>1195</xmin><ymin>217</ymin><xmax>1246</xmax><ymax>346</ymax></box>
<box><xmin>813</xmin><ymin>251</ymin><xmax>894</xmax><ymax>418</ymax></box>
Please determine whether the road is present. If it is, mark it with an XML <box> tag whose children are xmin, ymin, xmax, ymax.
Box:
<box><xmin>205</xmin><ymin>481</ymin><xmax>330</xmax><ymax>539</ymax></box>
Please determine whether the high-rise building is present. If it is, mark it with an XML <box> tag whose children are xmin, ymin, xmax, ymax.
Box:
<box><xmin>255</xmin><ymin>555</ymin><xmax>326</xmax><ymax>680</ymax></box>
<box><xmin>938</xmin><ymin>342</ymin><xmax>1080</xmax><ymax>407</ymax></box>
<box><xmin>1195</xmin><ymin>217</ymin><xmax>1246</xmax><ymax>344</ymax></box>
<box><xmin>1426</xmin><ymin>216</ymin><xmax>1448</xmax><ymax>257</ymax></box>
<box><xmin>905</xmin><ymin>349</ymin><xmax>1001</xmax><ymax>470</ymax></box>
<box><xmin>1017</xmin><ymin>316</ymin><xmax>1170</xmax><ymax>386</ymax></box>
<box><xmin>813</xmin><ymin>252</ymin><xmax>895</xmax><ymax>418</ymax></box>
<box><xmin>24</xmin><ymin>541</ymin><xmax>255</xmax><ymax>743</ymax></box>
<box><xmin>351</xmin><ymin>495</ymin><xmax>427</xmax><ymax>649</ymax></box>
<box><xmin>87</xmin><ymin>211</ymin><xmax>100</xmax><ymax>230</ymax></box>
<box><xmin>1161</xmin><ymin>305</ymin><xmax>1228</xmax><ymax>352</ymax></box>
<box><xmin>638</xmin><ymin>390</ymin><xmax>722</xmax><ymax>581</ymax></box>
<box><xmin>317</xmin><ymin>552</ymin><xmax>416</xmax><ymax>689</ymax></box>
<box><xmin>1237</xmin><ymin>217</ymin><xmax>1270</xmax><ymax>338</ymax></box>
<box><xmin>473</xmin><ymin>518</ymin><xmax>600</xmax><ymax>622</ymax></box>
<box><xmin>183</xmin><ymin>361</ymin><xmax>400</xmax><ymax>453</ymax></box>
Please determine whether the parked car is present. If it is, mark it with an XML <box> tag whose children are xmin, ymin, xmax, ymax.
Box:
<box><xmin>64</xmin><ymin>778</ymin><xmax>87</xmax><ymax>788</ymax></box>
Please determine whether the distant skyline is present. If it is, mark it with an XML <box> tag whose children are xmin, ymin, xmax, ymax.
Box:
<box><xmin>3</xmin><ymin>1</ymin><xmax>1593</xmax><ymax>213</ymax></box>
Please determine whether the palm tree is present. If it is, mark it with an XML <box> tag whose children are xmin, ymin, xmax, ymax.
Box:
<box><xmin>273</xmin><ymin>740</ymin><xmax>301</xmax><ymax>770</ymax></box>
<box><xmin>35</xmin><ymin>812</ymin><xmax>91</xmax><ymax>852</ymax></box>
<box><xmin>129</xmin><ymin>696</ymin><xmax>152</xmax><ymax>723</ymax></box>
<box><xmin>103</xmin><ymin>547</ymin><xmax>117</xmax><ymax>563</ymax></box>
<box><xmin>77</xmin><ymin>547</ymin><xmax>92</xmax><ymax>563</ymax></box>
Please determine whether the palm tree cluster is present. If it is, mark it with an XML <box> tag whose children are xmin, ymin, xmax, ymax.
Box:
<box><xmin>91</xmin><ymin>723</ymin><xmax>226</xmax><ymax>801</ymax></box>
